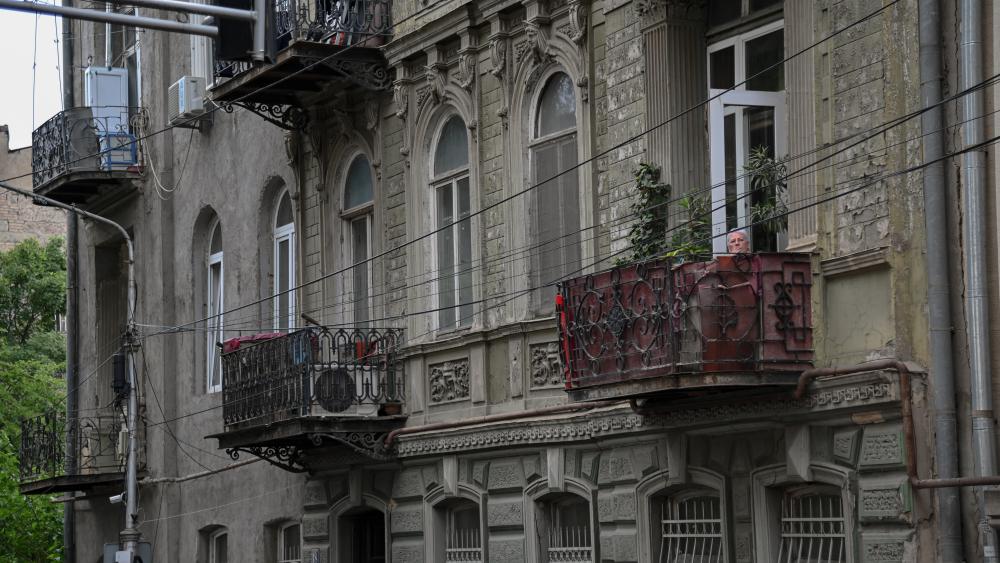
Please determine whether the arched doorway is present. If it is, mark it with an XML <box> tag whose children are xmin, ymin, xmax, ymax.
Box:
<box><xmin>337</xmin><ymin>508</ymin><xmax>386</xmax><ymax>563</ymax></box>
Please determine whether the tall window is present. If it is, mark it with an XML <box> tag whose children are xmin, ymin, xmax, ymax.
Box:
<box><xmin>708</xmin><ymin>19</ymin><xmax>786</xmax><ymax>253</ymax></box>
<box><xmin>530</xmin><ymin>72</ymin><xmax>580</xmax><ymax>314</ymax></box>
<box><xmin>343</xmin><ymin>155</ymin><xmax>375</xmax><ymax>325</ymax></box>
<box><xmin>278</xmin><ymin>523</ymin><xmax>302</xmax><ymax>563</ymax></box>
<box><xmin>209</xmin><ymin>530</ymin><xmax>228</xmax><ymax>563</ymax></box>
<box><xmin>273</xmin><ymin>190</ymin><xmax>296</xmax><ymax>331</ymax></box>
<box><xmin>206</xmin><ymin>219</ymin><xmax>224</xmax><ymax>393</ymax></box>
<box><xmin>776</xmin><ymin>487</ymin><xmax>846</xmax><ymax>563</ymax></box>
<box><xmin>109</xmin><ymin>8</ymin><xmax>140</xmax><ymax>109</ymax></box>
<box><xmin>444</xmin><ymin>500</ymin><xmax>482</xmax><ymax>562</ymax></box>
<box><xmin>658</xmin><ymin>492</ymin><xmax>724</xmax><ymax>563</ymax></box>
<box><xmin>432</xmin><ymin>116</ymin><xmax>473</xmax><ymax>330</ymax></box>
<box><xmin>539</xmin><ymin>495</ymin><xmax>592</xmax><ymax>563</ymax></box>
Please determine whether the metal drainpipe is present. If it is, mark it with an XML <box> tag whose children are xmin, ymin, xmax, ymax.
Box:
<box><xmin>62</xmin><ymin>8</ymin><xmax>76</xmax><ymax>563</ymax></box>
<box><xmin>918</xmin><ymin>0</ymin><xmax>963</xmax><ymax>559</ymax></box>
<box><xmin>959</xmin><ymin>0</ymin><xmax>999</xmax><ymax>558</ymax></box>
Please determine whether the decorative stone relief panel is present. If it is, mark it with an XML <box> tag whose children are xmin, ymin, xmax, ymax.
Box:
<box><xmin>530</xmin><ymin>342</ymin><xmax>564</xmax><ymax>387</ymax></box>
<box><xmin>833</xmin><ymin>427</ymin><xmax>861</xmax><ymax>465</ymax></box>
<box><xmin>859</xmin><ymin>480</ymin><xmax>911</xmax><ymax>523</ymax></box>
<box><xmin>429</xmin><ymin>358</ymin><xmax>471</xmax><ymax>403</ymax></box>
<box><xmin>861</xmin><ymin>533</ymin><xmax>911</xmax><ymax>563</ymax></box>
<box><xmin>859</xmin><ymin>426</ymin><xmax>904</xmax><ymax>469</ymax></box>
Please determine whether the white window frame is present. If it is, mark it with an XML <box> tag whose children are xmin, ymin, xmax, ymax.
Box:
<box><xmin>273</xmin><ymin>191</ymin><xmax>296</xmax><ymax>332</ymax></box>
<box><xmin>707</xmin><ymin>19</ymin><xmax>786</xmax><ymax>254</ymax></box>
<box><xmin>209</xmin><ymin>529</ymin><xmax>228</xmax><ymax>563</ymax></box>
<box><xmin>429</xmin><ymin>116</ymin><xmax>474</xmax><ymax>332</ymax></box>
<box><xmin>342</xmin><ymin>153</ymin><xmax>375</xmax><ymax>326</ymax></box>
<box><xmin>206</xmin><ymin>220</ymin><xmax>224</xmax><ymax>393</ymax></box>
<box><xmin>528</xmin><ymin>70</ymin><xmax>581</xmax><ymax>314</ymax></box>
<box><xmin>277</xmin><ymin>522</ymin><xmax>302</xmax><ymax>563</ymax></box>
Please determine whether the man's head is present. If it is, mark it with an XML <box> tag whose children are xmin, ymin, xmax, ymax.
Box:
<box><xmin>727</xmin><ymin>229</ymin><xmax>750</xmax><ymax>254</ymax></box>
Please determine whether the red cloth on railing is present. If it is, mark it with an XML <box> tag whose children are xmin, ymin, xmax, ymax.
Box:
<box><xmin>222</xmin><ymin>332</ymin><xmax>284</xmax><ymax>354</ymax></box>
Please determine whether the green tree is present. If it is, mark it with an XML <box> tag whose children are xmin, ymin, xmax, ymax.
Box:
<box><xmin>0</xmin><ymin>237</ymin><xmax>67</xmax><ymax>345</ymax></box>
<box><xmin>0</xmin><ymin>238</ymin><xmax>67</xmax><ymax>562</ymax></box>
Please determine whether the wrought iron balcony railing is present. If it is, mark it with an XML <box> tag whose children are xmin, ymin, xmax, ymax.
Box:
<box><xmin>214</xmin><ymin>0</ymin><xmax>391</xmax><ymax>82</ymax></box>
<box><xmin>19</xmin><ymin>408</ymin><xmax>132</xmax><ymax>493</ymax></box>
<box><xmin>221</xmin><ymin>327</ymin><xmax>405</xmax><ymax>432</ymax></box>
<box><xmin>557</xmin><ymin>253</ymin><xmax>813</xmax><ymax>400</ymax></box>
<box><xmin>31</xmin><ymin>106</ymin><xmax>142</xmax><ymax>193</ymax></box>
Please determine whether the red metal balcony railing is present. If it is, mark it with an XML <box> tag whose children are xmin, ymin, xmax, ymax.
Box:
<box><xmin>557</xmin><ymin>253</ymin><xmax>813</xmax><ymax>401</ymax></box>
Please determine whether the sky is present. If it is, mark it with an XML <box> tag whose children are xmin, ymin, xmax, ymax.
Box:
<box><xmin>0</xmin><ymin>10</ymin><xmax>63</xmax><ymax>149</ymax></box>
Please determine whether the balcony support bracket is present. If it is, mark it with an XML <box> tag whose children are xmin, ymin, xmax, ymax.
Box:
<box><xmin>308</xmin><ymin>431</ymin><xmax>394</xmax><ymax>462</ymax></box>
<box><xmin>226</xmin><ymin>445</ymin><xmax>307</xmax><ymax>473</ymax></box>
<box><xmin>303</xmin><ymin>56</ymin><xmax>392</xmax><ymax>91</ymax></box>
<box><xmin>221</xmin><ymin>102</ymin><xmax>309</xmax><ymax>132</ymax></box>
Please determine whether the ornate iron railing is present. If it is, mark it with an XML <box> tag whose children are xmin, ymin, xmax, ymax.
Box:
<box><xmin>214</xmin><ymin>0</ymin><xmax>391</xmax><ymax>81</ymax></box>
<box><xmin>221</xmin><ymin>327</ymin><xmax>405</xmax><ymax>431</ymax></box>
<box><xmin>19</xmin><ymin>408</ymin><xmax>129</xmax><ymax>484</ymax></box>
<box><xmin>31</xmin><ymin>106</ymin><xmax>142</xmax><ymax>191</ymax></box>
<box><xmin>557</xmin><ymin>253</ymin><xmax>813</xmax><ymax>392</ymax></box>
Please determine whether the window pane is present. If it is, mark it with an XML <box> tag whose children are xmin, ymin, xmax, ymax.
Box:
<box><xmin>532</xmin><ymin>142</ymin><xmax>561</xmax><ymax>307</ymax></box>
<box><xmin>457</xmin><ymin>177</ymin><xmax>473</xmax><ymax>326</ymax></box>
<box><xmin>434</xmin><ymin>116</ymin><xmax>469</xmax><ymax>176</ymax></box>
<box><xmin>209</xmin><ymin>222</ymin><xmax>222</xmax><ymax>254</ymax></box>
<box><xmin>708</xmin><ymin>0</ymin><xmax>740</xmax><ymax>26</ymax></box>
<box><xmin>283</xmin><ymin>525</ymin><xmax>301</xmax><ymax>561</ymax></box>
<box><xmin>725</xmin><ymin>113</ymin><xmax>738</xmax><ymax>231</ymax></box>
<box><xmin>536</xmin><ymin>73</ymin><xmax>577</xmax><ymax>137</ymax></box>
<box><xmin>352</xmin><ymin>216</ymin><xmax>370</xmax><ymax>325</ymax></box>
<box><xmin>277</xmin><ymin>238</ymin><xmax>290</xmax><ymax>330</ymax></box>
<box><xmin>214</xmin><ymin>534</ymin><xmax>228</xmax><ymax>563</ymax></box>
<box><xmin>209</xmin><ymin>261</ymin><xmax>223</xmax><ymax>389</ymax></box>
<box><xmin>746</xmin><ymin>29</ymin><xmax>784</xmax><ymax>91</ymax></box>
<box><xmin>709</xmin><ymin>47</ymin><xmax>735</xmax><ymax>90</ymax></box>
<box><xmin>778</xmin><ymin>491</ymin><xmax>846</xmax><ymax>563</ymax></box>
<box><xmin>750</xmin><ymin>0</ymin><xmax>781</xmax><ymax>11</ymax></box>
<box><xmin>276</xmin><ymin>192</ymin><xmax>294</xmax><ymax>227</ymax></box>
<box><xmin>437</xmin><ymin>184</ymin><xmax>456</xmax><ymax>328</ymax></box>
<box><xmin>345</xmin><ymin>155</ymin><xmax>374</xmax><ymax>210</ymax></box>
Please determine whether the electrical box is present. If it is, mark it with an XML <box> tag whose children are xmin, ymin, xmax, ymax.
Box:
<box><xmin>103</xmin><ymin>542</ymin><xmax>152</xmax><ymax>563</ymax></box>
<box><xmin>167</xmin><ymin>76</ymin><xmax>206</xmax><ymax>127</ymax></box>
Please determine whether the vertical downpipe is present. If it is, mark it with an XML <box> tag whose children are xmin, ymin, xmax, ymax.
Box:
<box><xmin>959</xmin><ymin>0</ymin><xmax>998</xmax><ymax>559</ymax></box>
<box><xmin>61</xmin><ymin>11</ymin><xmax>76</xmax><ymax>563</ymax></box>
<box><xmin>918</xmin><ymin>0</ymin><xmax>963</xmax><ymax>560</ymax></box>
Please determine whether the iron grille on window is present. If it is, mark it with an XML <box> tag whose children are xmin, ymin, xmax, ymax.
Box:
<box><xmin>444</xmin><ymin>527</ymin><xmax>482</xmax><ymax>562</ymax></box>
<box><xmin>547</xmin><ymin>526</ymin><xmax>592</xmax><ymax>562</ymax></box>
<box><xmin>659</xmin><ymin>495</ymin><xmax>723</xmax><ymax>563</ymax></box>
<box><xmin>777</xmin><ymin>491</ymin><xmax>846</xmax><ymax>563</ymax></box>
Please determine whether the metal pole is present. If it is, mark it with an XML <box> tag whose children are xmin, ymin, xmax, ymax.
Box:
<box><xmin>0</xmin><ymin>181</ymin><xmax>140</xmax><ymax>561</ymax></box>
<box><xmin>102</xmin><ymin>0</ymin><xmax>255</xmax><ymax>21</ymax></box>
<box><xmin>252</xmin><ymin>0</ymin><xmax>266</xmax><ymax>61</ymax></box>
<box><xmin>917</xmin><ymin>0</ymin><xmax>963</xmax><ymax>560</ymax></box>
<box><xmin>63</xmin><ymin>212</ymin><xmax>78</xmax><ymax>563</ymax></box>
<box><xmin>0</xmin><ymin>0</ymin><xmax>219</xmax><ymax>37</ymax></box>
<box><xmin>104</xmin><ymin>2</ymin><xmax>111</xmax><ymax>67</ymax></box>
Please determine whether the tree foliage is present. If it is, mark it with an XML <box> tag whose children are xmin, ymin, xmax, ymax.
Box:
<box><xmin>0</xmin><ymin>237</ymin><xmax>66</xmax><ymax>346</ymax></box>
<box><xmin>0</xmin><ymin>238</ymin><xmax>67</xmax><ymax>562</ymax></box>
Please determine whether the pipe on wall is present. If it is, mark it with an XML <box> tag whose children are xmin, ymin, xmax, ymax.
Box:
<box><xmin>61</xmin><ymin>11</ymin><xmax>75</xmax><ymax>561</ymax></box>
<box><xmin>958</xmin><ymin>0</ymin><xmax>999</xmax><ymax>558</ymax></box>
<box><xmin>916</xmin><ymin>0</ymin><xmax>964</xmax><ymax>558</ymax></box>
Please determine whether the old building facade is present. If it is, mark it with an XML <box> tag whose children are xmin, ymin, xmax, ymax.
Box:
<box><xmin>17</xmin><ymin>0</ymin><xmax>1000</xmax><ymax>562</ymax></box>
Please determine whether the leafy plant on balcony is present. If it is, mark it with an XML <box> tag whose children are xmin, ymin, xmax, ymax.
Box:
<box><xmin>663</xmin><ymin>194</ymin><xmax>712</xmax><ymax>263</ymax></box>
<box><xmin>745</xmin><ymin>147</ymin><xmax>789</xmax><ymax>248</ymax></box>
<box><xmin>621</xmin><ymin>162</ymin><xmax>671</xmax><ymax>263</ymax></box>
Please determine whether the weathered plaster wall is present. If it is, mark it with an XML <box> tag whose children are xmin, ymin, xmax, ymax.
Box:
<box><xmin>0</xmin><ymin>126</ymin><xmax>66</xmax><ymax>249</ymax></box>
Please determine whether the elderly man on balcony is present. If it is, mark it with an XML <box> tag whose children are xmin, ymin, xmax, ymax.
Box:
<box><xmin>726</xmin><ymin>229</ymin><xmax>751</xmax><ymax>254</ymax></box>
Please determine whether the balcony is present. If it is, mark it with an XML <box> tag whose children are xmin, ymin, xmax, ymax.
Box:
<box><xmin>210</xmin><ymin>0</ymin><xmax>392</xmax><ymax>116</ymax></box>
<box><xmin>19</xmin><ymin>408</ymin><xmax>135</xmax><ymax>495</ymax></box>
<box><xmin>31</xmin><ymin>106</ymin><xmax>142</xmax><ymax>208</ymax></box>
<box><xmin>209</xmin><ymin>327</ymin><xmax>405</xmax><ymax>471</ymax></box>
<box><xmin>557</xmin><ymin>253</ymin><xmax>813</xmax><ymax>403</ymax></box>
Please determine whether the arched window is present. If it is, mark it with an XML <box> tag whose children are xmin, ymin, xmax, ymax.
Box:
<box><xmin>206</xmin><ymin>219</ymin><xmax>224</xmax><ymax>393</ymax></box>
<box><xmin>431</xmin><ymin>115</ymin><xmax>473</xmax><ymax>330</ymax></box>
<box><xmin>655</xmin><ymin>490</ymin><xmax>724</xmax><ymax>563</ymax></box>
<box><xmin>343</xmin><ymin>154</ymin><xmax>375</xmax><ymax>325</ymax></box>
<box><xmin>537</xmin><ymin>494</ymin><xmax>593</xmax><ymax>562</ymax></box>
<box><xmin>273</xmin><ymin>190</ymin><xmax>296</xmax><ymax>331</ymax></box>
<box><xmin>435</xmin><ymin>498</ymin><xmax>482</xmax><ymax>562</ymax></box>
<box><xmin>530</xmin><ymin>72</ymin><xmax>580</xmax><ymax>314</ymax></box>
<box><xmin>209</xmin><ymin>529</ymin><xmax>228</xmax><ymax>563</ymax></box>
<box><xmin>277</xmin><ymin>522</ymin><xmax>302</xmax><ymax>563</ymax></box>
<box><xmin>775</xmin><ymin>486</ymin><xmax>846</xmax><ymax>563</ymax></box>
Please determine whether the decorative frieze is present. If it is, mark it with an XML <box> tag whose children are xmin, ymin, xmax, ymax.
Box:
<box><xmin>429</xmin><ymin>359</ymin><xmax>471</xmax><ymax>403</ymax></box>
<box><xmin>833</xmin><ymin>427</ymin><xmax>860</xmax><ymax>465</ymax></box>
<box><xmin>456</xmin><ymin>50</ymin><xmax>476</xmax><ymax>91</ymax></box>
<box><xmin>861</xmin><ymin>534</ymin><xmax>910</xmax><ymax>563</ymax></box>
<box><xmin>530</xmin><ymin>342</ymin><xmax>564</xmax><ymax>387</ymax></box>
<box><xmin>397</xmin><ymin>376</ymin><xmax>900</xmax><ymax>456</ymax></box>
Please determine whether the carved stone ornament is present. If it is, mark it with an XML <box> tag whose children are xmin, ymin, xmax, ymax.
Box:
<box><xmin>365</xmin><ymin>99</ymin><xmax>380</xmax><ymax>131</ymax></box>
<box><xmin>524</xmin><ymin>20</ymin><xmax>550</xmax><ymax>65</ymax></box>
<box><xmin>393</xmin><ymin>82</ymin><xmax>409</xmax><ymax>120</ymax></box>
<box><xmin>416</xmin><ymin>86</ymin><xmax>434</xmax><ymax>115</ymax></box>
<box><xmin>489</xmin><ymin>36</ymin><xmax>508</xmax><ymax>78</ymax></box>
<box><xmin>425</xmin><ymin>64</ymin><xmax>447</xmax><ymax>105</ymax></box>
<box><xmin>530</xmin><ymin>342</ymin><xmax>564</xmax><ymax>387</ymax></box>
<box><xmin>456</xmin><ymin>51</ymin><xmax>476</xmax><ymax>91</ymax></box>
<box><xmin>429</xmin><ymin>359</ymin><xmax>471</xmax><ymax>403</ymax></box>
<box><xmin>567</xmin><ymin>0</ymin><xmax>587</xmax><ymax>45</ymax></box>
<box><xmin>634</xmin><ymin>0</ymin><xmax>705</xmax><ymax>23</ymax></box>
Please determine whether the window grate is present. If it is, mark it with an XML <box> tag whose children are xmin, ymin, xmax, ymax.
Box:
<box><xmin>547</xmin><ymin>526</ymin><xmax>592</xmax><ymax>562</ymax></box>
<box><xmin>777</xmin><ymin>492</ymin><xmax>846</xmax><ymax>563</ymax></box>
<box><xmin>445</xmin><ymin>527</ymin><xmax>482</xmax><ymax>562</ymax></box>
<box><xmin>659</xmin><ymin>496</ymin><xmax>723</xmax><ymax>563</ymax></box>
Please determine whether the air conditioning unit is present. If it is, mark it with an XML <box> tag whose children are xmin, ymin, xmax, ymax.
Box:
<box><xmin>168</xmin><ymin>76</ymin><xmax>206</xmax><ymax>126</ymax></box>
<box><xmin>310</xmin><ymin>365</ymin><xmax>379</xmax><ymax>417</ymax></box>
